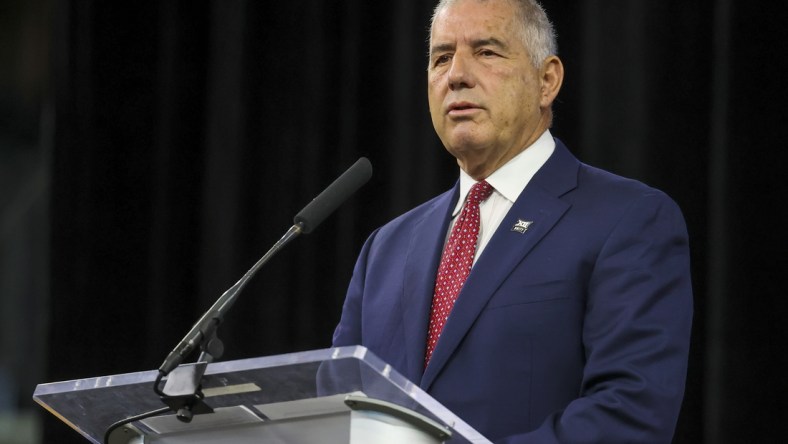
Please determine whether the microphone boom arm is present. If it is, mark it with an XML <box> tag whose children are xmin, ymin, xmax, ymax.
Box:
<box><xmin>106</xmin><ymin>157</ymin><xmax>373</xmax><ymax>442</ymax></box>
<box><xmin>157</xmin><ymin>223</ymin><xmax>304</xmax><ymax>377</ymax></box>
<box><xmin>152</xmin><ymin>156</ymin><xmax>371</xmax><ymax>397</ymax></box>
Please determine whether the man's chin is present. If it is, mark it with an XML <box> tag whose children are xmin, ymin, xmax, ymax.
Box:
<box><xmin>443</xmin><ymin>133</ymin><xmax>491</xmax><ymax>156</ymax></box>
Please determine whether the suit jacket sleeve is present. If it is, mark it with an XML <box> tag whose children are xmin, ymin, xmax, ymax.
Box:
<box><xmin>500</xmin><ymin>191</ymin><xmax>693</xmax><ymax>443</ymax></box>
<box><xmin>333</xmin><ymin>227</ymin><xmax>380</xmax><ymax>348</ymax></box>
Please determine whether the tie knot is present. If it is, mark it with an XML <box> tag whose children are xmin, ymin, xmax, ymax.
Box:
<box><xmin>467</xmin><ymin>180</ymin><xmax>493</xmax><ymax>206</ymax></box>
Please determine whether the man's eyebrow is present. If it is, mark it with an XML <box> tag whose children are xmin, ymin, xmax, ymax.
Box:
<box><xmin>430</xmin><ymin>37</ymin><xmax>508</xmax><ymax>56</ymax></box>
<box><xmin>430</xmin><ymin>42</ymin><xmax>455</xmax><ymax>56</ymax></box>
<box><xmin>472</xmin><ymin>37</ymin><xmax>508</xmax><ymax>50</ymax></box>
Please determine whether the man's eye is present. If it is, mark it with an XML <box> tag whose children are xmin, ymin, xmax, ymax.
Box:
<box><xmin>479</xmin><ymin>49</ymin><xmax>497</xmax><ymax>57</ymax></box>
<box><xmin>434</xmin><ymin>54</ymin><xmax>452</xmax><ymax>66</ymax></box>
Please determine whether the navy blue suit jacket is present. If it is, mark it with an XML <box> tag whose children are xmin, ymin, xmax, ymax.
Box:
<box><xmin>333</xmin><ymin>140</ymin><xmax>693</xmax><ymax>443</ymax></box>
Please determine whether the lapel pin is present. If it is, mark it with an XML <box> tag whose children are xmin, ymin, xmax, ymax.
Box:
<box><xmin>511</xmin><ymin>219</ymin><xmax>533</xmax><ymax>234</ymax></box>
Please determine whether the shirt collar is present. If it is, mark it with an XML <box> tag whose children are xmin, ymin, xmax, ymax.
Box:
<box><xmin>452</xmin><ymin>130</ymin><xmax>555</xmax><ymax>216</ymax></box>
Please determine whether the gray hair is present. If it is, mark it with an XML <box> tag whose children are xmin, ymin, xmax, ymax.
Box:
<box><xmin>429</xmin><ymin>0</ymin><xmax>558</xmax><ymax>68</ymax></box>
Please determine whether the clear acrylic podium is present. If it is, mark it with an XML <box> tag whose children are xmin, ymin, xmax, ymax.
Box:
<box><xmin>33</xmin><ymin>346</ymin><xmax>491</xmax><ymax>444</ymax></box>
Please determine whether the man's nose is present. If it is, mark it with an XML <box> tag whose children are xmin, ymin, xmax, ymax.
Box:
<box><xmin>448</xmin><ymin>53</ymin><xmax>475</xmax><ymax>90</ymax></box>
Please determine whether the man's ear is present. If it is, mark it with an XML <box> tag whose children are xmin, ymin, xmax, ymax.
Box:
<box><xmin>540</xmin><ymin>55</ymin><xmax>564</xmax><ymax>108</ymax></box>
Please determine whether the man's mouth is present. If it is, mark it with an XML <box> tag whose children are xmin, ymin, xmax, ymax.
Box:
<box><xmin>447</xmin><ymin>102</ymin><xmax>481</xmax><ymax>116</ymax></box>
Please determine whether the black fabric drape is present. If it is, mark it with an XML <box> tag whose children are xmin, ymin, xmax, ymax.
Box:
<box><xmin>41</xmin><ymin>1</ymin><xmax>787</xmax><ymax>443</ymax></box>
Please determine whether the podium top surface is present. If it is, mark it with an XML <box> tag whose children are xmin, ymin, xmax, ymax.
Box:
<box><xmin>34</xmin><ymin>346</ymin><xmax>491</xmax><ymax>444</ymax></box>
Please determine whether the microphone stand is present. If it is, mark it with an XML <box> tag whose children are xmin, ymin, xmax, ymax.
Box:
<box><xmin>152</xmin><ymin>223</ymin><xmax>305</xmax><ymax>416</ymax></box>
<box><xmin>103</xmin><ymin>157</ymin><xmax>371</xmax><ymax>444</ymax></box>
<box><xmin>104</xmin><ymin>225</ymin><xmax>304</xmax><ymax>444</ymax></box>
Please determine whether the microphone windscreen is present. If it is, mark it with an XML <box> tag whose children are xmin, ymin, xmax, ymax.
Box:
<box><xmin>294</xmin><ymin>157</ymin><xmax>372</xmax><ymax>233</ymax></box>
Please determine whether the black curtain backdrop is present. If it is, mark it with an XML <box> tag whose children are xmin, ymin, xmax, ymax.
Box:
<box><xmin>41</xmin><ymin>1</ymin><xmax>787</xmax><ymax>443</ymax></box>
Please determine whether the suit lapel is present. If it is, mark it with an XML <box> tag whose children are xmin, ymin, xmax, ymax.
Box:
<box><xmin>420</xmin><ymin>140</ymin><xmax>580</xmax><ymax>390</ymax></box>
<box><xmin>400</xmin><ymin>186</ymin><xmax>459</xmax><ymax>381</ymax></box>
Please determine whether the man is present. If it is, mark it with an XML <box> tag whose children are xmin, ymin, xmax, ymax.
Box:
<box><xmin>333</xmin><ymin>0</ymin><xmax>693</xmax><ymax>442</ymax></box>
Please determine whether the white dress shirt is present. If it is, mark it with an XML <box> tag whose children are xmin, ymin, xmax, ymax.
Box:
<box><xmin>447</xmin><ymin>130</ymin><xmax>555</xmax><ymax>264</ymax></box>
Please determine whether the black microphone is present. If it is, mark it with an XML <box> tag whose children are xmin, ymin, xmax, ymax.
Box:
<box><xmin>156</xmin><ymin>157</ymin><xmax>373</xmax><ymax>377</ymax></box>
<box><xmin>294</xmin><ymin>157</ymin><xmax>372</xmax><ymax>233</ymax></box>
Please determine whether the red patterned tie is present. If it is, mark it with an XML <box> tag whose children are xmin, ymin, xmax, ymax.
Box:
<box><xmin>425</xmin><ymin>180</ymin><xmax>494</xmax><ymax>366</ymax></box>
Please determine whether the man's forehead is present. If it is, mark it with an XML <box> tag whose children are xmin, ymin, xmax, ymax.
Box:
<box><xmin>431</xmin><ymin>1</ymin><xmax>517</xmax><ymax>41</ymax></box>
<box><xmin>430</xmin><ymin>10</ymin><xmax>519</xmax><ymax>51</ymax></box>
